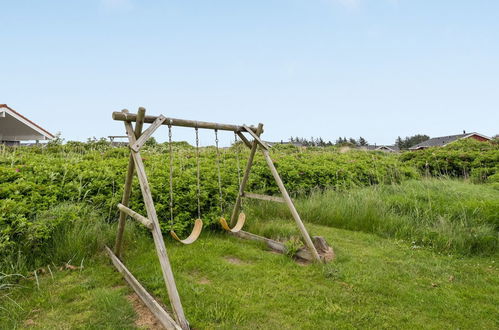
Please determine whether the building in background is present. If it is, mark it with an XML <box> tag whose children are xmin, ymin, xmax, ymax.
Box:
<box><xmin>409</xmin><ymin>132</ymin><xmax>491</xmax><ymax>150</ymax></box>
<box><xmin>0</xmin><ymin>104</ymin><xmax>54</xmax><ymax>146</ymax></box>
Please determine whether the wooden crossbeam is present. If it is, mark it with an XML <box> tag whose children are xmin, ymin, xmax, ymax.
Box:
<box><xmin>117</xmin><ymin>203</ymin><xmax>153</xmax><ymax>230</ymax></box>
<box><xmin>106</xmin><ymin>247</ymin><xmax>182</xmax><ymax>330</ymax></box>
<box><xmin>113</xmin><ymin>111</ymin><xmax>258</xmax><ymax>133</ymax></box>
<box><xmin>243</xmin><ymin>192</ymin><xmax>285</xmax><ymax>203</ymax></box>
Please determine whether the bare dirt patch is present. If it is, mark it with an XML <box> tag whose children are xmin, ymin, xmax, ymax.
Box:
<box><xmin>197</xmin><ymin>277</ymin><xmax>211</xmax><ymax>285</ymax></box>
<box><xmin>127</xmin><ymin>293</ymin><xmax>163</xmax><ymax>330</ymax></box>
<box><xmin>224</xmin><ymin>256</ymin><xmax>246</xmax><ymax>265</ymax></box>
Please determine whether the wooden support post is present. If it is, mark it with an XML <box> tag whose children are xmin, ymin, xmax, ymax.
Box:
<box><xmin>230</xmin><ymin>123</ymin><xmax>264</xmax><ymax>227</ymax></box>
<box><xmin>125</xmin><ymin>122</ymin><xmax>190</xmax><ymax>330</ymax></box>
<box><xmin>261</xmin><ymin>149</ymin><xmax>322</xmax><ymax>262</ymax></box>
<box><xmin>243</xmin><ymin>125</ymin><xmax>269</xmax><ymax>150</ymax></box>
<box><xmin>236</xmin><ymin>132</ymin><xmax>252</xmax><ymax>149</ymax></box>
<box><xmin>106</xmin><ymin>247</ymin><xmax>182</xmax><ymax>330</ymax></box>
<box><xmin>114</xmin><ymin>108</ymin><xmax>145</xmax><ymax>258</ymax></box>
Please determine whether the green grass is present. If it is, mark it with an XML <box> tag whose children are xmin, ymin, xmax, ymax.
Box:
<box><xmin>1</xmin><ymin>179</ymin><xmax>498</xmax><ymax>328</ymax></box>
<box><xmin>2</xmin><ymin>222</ymin><xmax>498</xmax><ymax>329</ymax></box>
<box><xmin>246</xmin><ymin>179</ymin><xmax>499</xmax><ymax>255</ymax></box>
<box><xmin>122</xmin><ymin>223</ymin><xmax>498</xmax><ymax>329</ymax></box>
<box><xmin>0</xmin><ymin>256</ymin><xmax>137</xmax><ymax>329</ymax></box>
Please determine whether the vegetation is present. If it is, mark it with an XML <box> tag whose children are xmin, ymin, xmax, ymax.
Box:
<box><xmin>247</xmin><ymin>179</ymin><xmax>499</xmax><ymax>255</ymax></box>
<box><xmin>400</xmin><ymin>138</ymin><xmax>499</xmax><ymax>183</ymax></box>
<box><xmin>2</xmin><ymin>223</ymin><xmax>497</xmax><ymax>329</ymax></box>
<box><xmin>0</xmin><ymin>142</ymin><xmax>418</xmax><ymax>267</ymax></box>
<box><xmin>395</xmin><ymin>134</ymin><xmax>430</xmax><ymax>149</ymax></box>
<box><xmin>0</xmin><ymin>138</ymin><xmax>498</xmax><ymax>328</ymax></box>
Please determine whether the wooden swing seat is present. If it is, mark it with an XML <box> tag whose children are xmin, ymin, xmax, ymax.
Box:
<box><xmin>170</xmin><ymin>219</ymin><xmax>203</xmax><ymax>245</ymax></box>
<box><xmin>219</xmin><ymin>212</ymin><xmax>246</xmax><ymax>233</ymax></box>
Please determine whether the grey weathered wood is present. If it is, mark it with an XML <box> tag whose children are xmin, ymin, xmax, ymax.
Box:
<box><xmin>242</xmin><ymin>125</ymin><xmax>269</xmax><ymax>150</ymax></box>
<box><xmin>243</xmin><ymin>192</ymin><xmax>285</xmax><ymax>203</ymax></box>
<box><xmin>117</xmin><ymin>203</ymin><xmax>153</xmax><ymax>230</ymax></box>
<box><xmin>106</xmin><ymin>246</ymin><xmax>182</xmax><ymax>330</ymax></box>
<box><xmin>229</xmin><ymin>124</ymin><xmax>264</xmax><ymax>227</ymax></box>
<box><xmin>229</xmin><ymin>231</ymin><xmax>317</xmax><ymax>262</ymax></box>
<box><xmin>236</xmin><ymin>132</ymin><xmax>252</xmax><ymax>149</ymax></box>
<box><xmin>131</xmin><ymin>115</ymin><xmax>167</xmax><ymax>152</ymax></box>
<box><xmin>114</xmin><ymin>108</ymin><xmax>145</xmax><ymax>257</ymax></box>
<box><xmin>113</xmin><ymin>111</ymin><xmax>257</xmax><ymax>133</ymax></box>
<box><xmin>125</xmin><ymin>122</ymin><xmax>190</xmax><ymax>330</ymax></box>
<box><xmin>261</xmin><ymin>149</ymin><xmax>321</xmax><ymax>262</ymax></box>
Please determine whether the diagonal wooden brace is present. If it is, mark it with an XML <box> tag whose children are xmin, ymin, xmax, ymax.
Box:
<box><xmin>130</xmin><ymin>115</ymin><xmax>167</xmax><ymax>152</ymax></box>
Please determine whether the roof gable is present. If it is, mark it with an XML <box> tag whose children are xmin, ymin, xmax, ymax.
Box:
<box><xmin>0</xmin><ymin>104</ymin><xmax>54</xmax><ymax>141</ymax></box>
<box><xmin>409</xmin><ymin>132</ymin><xmax>491</xmax><ymax>149</ymax></box>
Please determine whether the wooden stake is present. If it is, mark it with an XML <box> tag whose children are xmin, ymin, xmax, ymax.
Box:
<box><xmin>125</xmin><ymin>122</ymin><xmax>190</xmax><ymax>330</ymax></box>
<box><xmin>261</xmin><ymin>149</ymin><xmax>321</xmax><ymax>262</ymax></box>
<box><xmin>229</xmin><ymin>123</ymin><xmax>264</xmax><ymax>226</ymax></box>
<box><xmin>114</xmin><ymin>108</ymin><xmax>145</xmax><ymax>258</ymax></box>
<box><xmin>106</xmin><ymin>246</ymin><xmax>182</xmax><ymax>330</ymax></box>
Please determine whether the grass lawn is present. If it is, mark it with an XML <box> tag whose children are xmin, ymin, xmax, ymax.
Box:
<box><xmin>2</xmin><ymin>223</ymin><xmax>498</xmax><ymax>329</ymax></box>
<box><xmin>121</xmin><ymin>221</ymin><xmax>498</xmax><ymax>329</ymax></box>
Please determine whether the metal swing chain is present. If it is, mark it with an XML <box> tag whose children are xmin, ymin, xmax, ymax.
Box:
<box><xmin>168</xmin><ymin>121</ymin><xmax>174</xmax><ymax>229</ymax></box>
<box><xmin>214</xmin><ymin>129</ymin><xmax>224</xmax><ymax>215</ymax></box>
<box><xmin>195</xmin><ymin>127</ymin><xmax>201</xmax><ymax>219</ymax></box>
<box><xmin>234</xmin><ymin>132</ymin><xmax>243</xmax><ymax>211</ymax></box>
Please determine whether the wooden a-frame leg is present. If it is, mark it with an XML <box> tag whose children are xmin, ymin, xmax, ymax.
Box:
<box><xmin>124</xmin><ymin>122</ymin><xmax>190</xmax><ymax>330</ymax></box>
<box><xmin>230</xmin><ymin>123</ymin><xmax>264</xmax><ymax>226</ymax></box>
<box><xmin>261</xmin><ymin>149</ymin><xmax>321</xmax><ymax>262</ymax></box>
<box><xmin>114</xmin><ymin>108</ymin><xmax>146</xmax><ymax>258</ymax></box>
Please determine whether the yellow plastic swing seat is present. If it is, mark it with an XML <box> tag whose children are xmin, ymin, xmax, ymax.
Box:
<box><xmin>219</xmin><ymin>212</ymin><xmax>246</xmax><ymax>233</ymax></box>
<box><xmin>170</xmin><ymin>218</ymin><xmax>203</xmax><ymax>245</ymax></box>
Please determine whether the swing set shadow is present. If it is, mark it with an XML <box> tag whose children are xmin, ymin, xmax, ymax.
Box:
<box><xmin>106</xmin><ymin>107</ymin><xmax>333</xmax><ymax>330</ymax></box>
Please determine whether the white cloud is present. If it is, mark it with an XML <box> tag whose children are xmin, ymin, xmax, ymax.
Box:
<box><xmin>100</xmin><ymin>0</ymin><xmax>133</xmax><ymax>12</ymax></box>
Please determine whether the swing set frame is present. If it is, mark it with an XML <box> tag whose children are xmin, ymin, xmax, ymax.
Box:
<box><xmin>107</xmin><ymin>107</ymin><xmax>330</xmax><ymax>329</ymax></box>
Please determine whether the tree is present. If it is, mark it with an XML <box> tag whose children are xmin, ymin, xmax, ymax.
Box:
<box><xmin>395</xmin><ymin>134</ymin><xmax>430</xmax><ymax>149</ymax></box>
<box><xmin>358</xmin><ymin>137</ymin><xmax>368</xmax><ymax>146</ymax></box>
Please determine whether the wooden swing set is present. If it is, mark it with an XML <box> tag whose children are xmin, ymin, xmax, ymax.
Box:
<box><xmin>106</xmin><ymin>107</ymin><xmax>332</xmax><ymax>329</ymax></box>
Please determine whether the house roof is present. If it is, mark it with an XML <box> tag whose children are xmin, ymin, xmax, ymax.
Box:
<box><xmin>0</xmin><ymin>104</ymin><xmax>55</xmax><ymax>141</ymax></box>
<box><xmin>362</xmin><ymin>145</ymin><xmax>400</xmax><ymax>152</ymax></box>
<box><xmin>409</xmin><ymin>132</ymin><xmax>491</xmax><ymax>150</ymax></box>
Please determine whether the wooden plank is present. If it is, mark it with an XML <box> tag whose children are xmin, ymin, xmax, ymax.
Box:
<box><xmin>131</xmin><ymin>115</ymin><xmax>167</xmax><ymax>152</ymax></box>
<box><xmin>243</xmin><ymin>192</ymin><xmax>285</xmax><ymax>203</ymax></box>
<box><xmin>236</xmin><ymin>132</ymin><xmax>252</xmax><ymax>149</ymax></box>
<box><xmin>106</xmin><ymin>246</ymin><xmax>182</xmax><ymax>330</ymax></box>
<box><xmin>242</xmin><ymin>125</ymin><xmax>269</xmax><ymax>150</ymax></box>
<box><xmin>229</xmin><ymin>124</ymin><xmax>264</xmax><ymax>226</ymax></box>
<box><xmin>117</xmin><ymin>203</ymin><xmax>153</xmax><ymax>230</ymax></box>
<box><xmin>229</xmin><ymin>231</ymin><xmax>315</xmax><ymax>262</ymax></box>
<box><xmin>114</xmin><ymin>108</ymin><xmax>145</xmax><ymax>257</ymax></box>
<box><xmin>125</xmin><ymin>122</ymin><xmax>190</xmax><ymax>330</ymax></box>
<box><xmin>261</xmin><ymin>149</ymin><xmax>322</xmax><ymax>262</ymax></box>
<box><xmin>113</xmin><ymin>111</ymin><xmax>257</xmax><ymax>133</ymax></box>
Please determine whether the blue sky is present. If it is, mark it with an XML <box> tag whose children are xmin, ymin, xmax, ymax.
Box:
<box><xmin>1</xmin><ymin>0</ymin><xmax>498</xmax><ymax>145</ymax></box>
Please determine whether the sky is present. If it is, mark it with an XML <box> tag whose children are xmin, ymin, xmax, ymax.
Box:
<box><xmin>1</xmin><ymin>0</ymin><xmax>498</xmax><ymax>146</ymax></box>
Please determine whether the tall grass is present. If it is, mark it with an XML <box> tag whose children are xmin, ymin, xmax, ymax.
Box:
<box><xmin>0</xmin><ymin>203</ymin><xmax>116</xmax><ymax>275</ymax></box>
<box><xmin>247</xmin><ymin>179</ymin><xmax>499</xmax><ymax>255</ymax></box>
